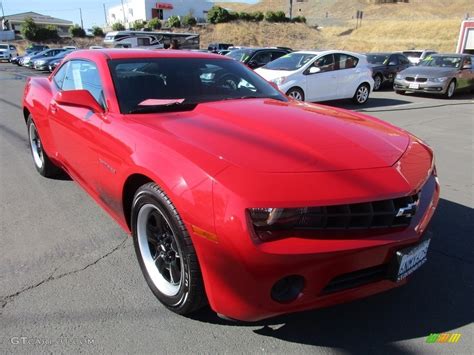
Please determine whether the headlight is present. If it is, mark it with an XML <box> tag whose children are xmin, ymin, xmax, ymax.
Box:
<box><xmin>429</xmin><ymin>77</ymin><xmax>448</xmax><ymax>83</ymax></box>
<box><xmin>395</xmin><ymin>74</ymin><xmax>403</xmax><ymax>80</ymax></box>
<box><xmin>249</xmin><ymin>207</ymin><xmax>305</xmax><ymax>228</ymax></box>
<box><xmin>36</xmin><ymin>60</ymin><xmax>46</xmax><ymax>65</ymax></box>
<box><xmin>271</xmin><ymin>77</ymin><xmax>287</xmax><ymax>86</ymax></box>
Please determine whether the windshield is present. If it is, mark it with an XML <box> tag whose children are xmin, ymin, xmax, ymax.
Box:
<box><xmin>0</xmin><ymin>44</ymin><xmax>8</xmax><ymax>49</ymax></box>
<box><xmin>108</xmin><ymin>57</ymin><xmax>287</xmax><ymax>114</ymax></box>
<box><xmin>403</xmin><ymin>51</ymin><xmax>422</xmax><ymax>59</ymax></box>
<box><xmin>366</xmin><ymin>54</ymin><xmax>390</xmax><ymax>65</ymax></box>
<box><xmin>263</xmin><ymin>53</ymin><xmax>316</xmax><ymax>71</ymax></box>
<box><xmin>419</xmin><ymin>56</ymin><xmax>462</xmax><ymax>68</ymax></box>
<box><xmin>226</xmin><ymin>49</ymin><xmax>254</xmax><ymax>62</ymax></box>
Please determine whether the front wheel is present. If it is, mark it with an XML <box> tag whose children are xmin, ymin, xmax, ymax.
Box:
<box><xmin>352</xmin><ymin>83</ymin><xmax>370</xmax><ymax>105</ymax></box>
<box><xmin>27</xmin><ymin>116</ymin><xmax>62</xmax><ymax>177</ymax></box>
<box><xmin>132</xmin><ymin>183</ymin><xmax>206</xmax><ymax>315</ymax></box>
<box><xmin>286</xmin><ymin>87</ymin><xmax>305</xmax><ymax>101</ymax></box>
<box><xmin>373</xmin><ymin>74</ymin><xmax>383</xmax><ymax>91</ymax></box>
<box><xmin>444</xmin><ymin>80</ymin><xmax>456</xmax><ymax>99</ymax></box>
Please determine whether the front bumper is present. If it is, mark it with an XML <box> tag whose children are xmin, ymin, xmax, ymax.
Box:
<box><xmin>394</xmin><ymin>79</ymin><xmax>449</xmax><ymax>94</ymax></box>
<box><xmin>34</xmin><ymin>63</ymin><xmax>49</xmax><ymax>71</ymax></box>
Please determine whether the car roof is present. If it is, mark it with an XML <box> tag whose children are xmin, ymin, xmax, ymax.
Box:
<box><xmin>66</xmin><ymin>49</ymin><xmax>229</xmax><ymax>61</ymax></box>
<box><xmin>293</xmin><ymin>49</ymin><xmax>363</xmax><ymax>57</ymax></box>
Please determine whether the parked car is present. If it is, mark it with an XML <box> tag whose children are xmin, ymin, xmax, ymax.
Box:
<box><xmin>23</xmin><ymin>48</ymin><xmax>68</xmax><ymax>68</ymax></box>
<box><xmin>34</xmin><ymin>50</ymin><xmax>74</xmax><ymax>71</ymax></box>
<box><xmin>226</xmin><ymin>47</ymin><xmax>292</xmax><ymax>69</ymax></box>
<box><xmin>366</xmin><ymin>52</ymin><xmax>412</xmax><ymax>90</ymax></box>
<box><xmin>208</xmin><ymin>43</ymin><xmax>233</xmax><ymax>53</ymax></box>
<box><xmin>402</xmin><ymin>49</ymin><xmax>437</xmax><ymax>65</ymax></box>
<box><xmin>25</xmin><ymin>44</ymin><xmax>50</xmax><ymax>54</ymax></box>
<box><xmin>12</xmin><ymin>52</ymin><xmax>38</xmax><ymax>65</ymax></box>
<box><xmin>0</xmin><ymin>43</ymin><xmax>18</xmax><ymax>61</ymax></box>
<box><xmin>394</xmin><ymin>53</ymin><xmax>474</xmax><ymax>98</ymax></box>
<box><xmin>23</xmin><ymin>49</ymin><xmax>439</xmax><ymax>322</ymax></box>
<box><xmin>256</xmin><ymin>50</ymin><xmax>374</xmax><ymax>104</ymax></box>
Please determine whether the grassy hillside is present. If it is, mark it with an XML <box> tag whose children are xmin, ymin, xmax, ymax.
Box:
<box><xmin>197</xmin><ymin>18</ymin><xmax>461</xmax><ymax>52</ymax></box>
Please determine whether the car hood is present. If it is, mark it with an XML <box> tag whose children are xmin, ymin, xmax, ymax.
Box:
<box><xmin>137</xmin><ymin>99</ymin><xmax>410</xmax><ymax>173</ymax></box>
<box><xmin>255</xmin><ymin>68</ymin><xmax>296</xmax><ymax>81</ymax></box>
<box><xmin>399</xmin><ymin>66</ymin><xmax>457</xmax><ymax>77</ymax></box>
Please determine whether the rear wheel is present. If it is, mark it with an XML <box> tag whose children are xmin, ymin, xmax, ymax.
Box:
<box><xmin>373</xmin><ymin>74</ymin><xmax>383</xmax><ymax>91</ymax></box>
<box><xmin>352</xmin><ymin>83</ymin><xmax>370</xmax><ymax>104</ymax></box>
<box><xmin>27</xmin><ymin>116</ymin><xmax>62</xmax><ymax>177</ymax></box>
<box><xmin>132</xmin><ymin>183</ymin><xmax>206</xmax><ymax>315</ymax></box>
<box><xmin>286</xmin><ymin>87</ymin><xmax>305</xmax><ymax>101</ymax></box>
<box><xmin>444</xmin><ymin>80</ymin><xmax>456</xmax><ymax>99</ymax></box>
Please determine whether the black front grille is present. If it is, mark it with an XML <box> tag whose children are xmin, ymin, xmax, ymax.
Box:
<box><xmin>405</xmin><ymin>76</ymin><xmax>427</xmax><ymax>82</ymax></box>
<box><xmin>322</xmin><ymin>264</ymin><xmax>389</xmax><ymax>294</ymax></box>
<box><xmin>294</xmin><ymin>194</ymin><xmax>419</xmax><ymax>230</ymax></box>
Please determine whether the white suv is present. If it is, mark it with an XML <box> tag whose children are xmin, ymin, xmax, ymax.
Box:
<box><xmin>402</xmin><ymin>49</ymin><xmax>437</xmax><ymax>65</ymax></box>
<box><xmin>0</xmin><ymin>43</ymin><xmax>18</xmax><ymax>61</ymax></box>
<box><xmin>256</xmin><ymin>50</ymin><xmax>374</xmax><ymax>104</ymax></box>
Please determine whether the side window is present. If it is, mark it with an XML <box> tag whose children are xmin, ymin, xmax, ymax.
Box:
<box><xmin>313</xmin><ymin>54</ymin><xmax>335</xmax><ymax>72</ymax></box>
<box><xmin>398</xmin><ymin>55</ymin><xmax>410</xmax><ymax>65</ymax></box>
<box><xmin>10</xmin><ymin>45</ymin><xmax>16</xmax><ymax>50</ymax></box>
<box><xmin>252</xmin><ymin>51</ymin><xmax>273</xmax><ymax>66</ymax></box>
<box><xmin>137</xmin><ymin>37</ymin><xmax>150</xmax><ymax>46</ymax></box>
<box><xmin>388</xmin><ymin>55</ymin><xmax>399</xmax><ymax>65</ymax></box>
<box><xmin>53</xmin><ymin>62</ymin><xmax>68</xmax><ymax>88</ymax></box>
<box><xmin>335</xmin><ymin>53</ymin><xmax>358</xmax><ymax>70</ymax></box>
<box><xmin>270</xmin><ymin>51</ymin><xmax>287</xmax><ymax>61</ymax></box>
<box><xmin>62</xmin><ymin>60</ymin><xmax>105</xmax><ymax>108</ymax></box>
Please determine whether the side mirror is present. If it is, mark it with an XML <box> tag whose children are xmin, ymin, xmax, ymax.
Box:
<box><xmin>308</xmin><ymin>66</ymin><xmax>321</xmax><ymax>74</ymax></box>
<box><xmin>248</xmin><ymin>60</ymin><xmax>258</xmax><ymax>68</ymax></box>
<box><xmin>462</xmin><ymin>64</ymin><xmax>472</xmax><ymax>70</ymax></box>
<box><xmin>54</xmin><ymin>90</ymin><xmax>104</xmax><ymax>113</ymax></box>
<box><xmin>388</xmin><ymin>61</ymin><xmax>397</xmax><ymax>66</ymax></box>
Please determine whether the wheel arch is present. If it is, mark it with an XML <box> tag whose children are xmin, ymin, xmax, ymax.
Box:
<box><xmin>23</xmin><ymin>107</ymin><xmax>30</xmax><ymax>125</ymax></box>
<box><xmin>122</xmin><ymin>173</ymin><xmax>154</xmax><ymax>230</ymax></box>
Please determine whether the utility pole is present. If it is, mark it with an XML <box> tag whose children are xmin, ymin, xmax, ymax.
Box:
<box><xmin>103</xmin><ymin>3</ymin><xmax>108</xmax><ymax>26</ymax></box>
<box><xmin>289</xmin><ymin>0</ymin><xmax>293</xmax><ymax>20</ymax></box>
<box><xmin>79</xmin><ymin>8</ymin><xmax>84</xmax><ymax>29</ymax></box>
<box><xmin>120</xmin><ymin>0</ymin><xmax>127</xmax><ymax>25</ymax></box>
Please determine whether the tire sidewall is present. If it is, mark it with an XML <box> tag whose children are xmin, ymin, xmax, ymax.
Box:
<box><xmin>286</xmin><ymin>87</ymin><xmax>304</xmax><ymax>101</ymax></box>
<box><xmin>446</xmin><ymin>80</ymin><xmax>456</xmax><ymax>99</ymax></box>
<box><xmin>354</xmin><ymin>83</ymin><xmax>370</xmax><ymax>104</ymax></box>
<box><xmin>131</xmin><ymin>187</ymin><xmax>192</xmax><ymax>311</ymax></box>
<box><xmin>374</xmin><ymin>75</ymin><xmax>382</xmax><ymax>91</ymax></box>
<box><xmin>27</xmin><ymin>116</ymin><xmax>46</xmax><ymax>176</ymax></box>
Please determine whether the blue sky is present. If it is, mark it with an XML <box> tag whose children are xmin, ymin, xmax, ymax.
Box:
<box><xmin>1</xmin><ymin>0</ymin><xmax>259</xmax><ymax>28</ymax></box>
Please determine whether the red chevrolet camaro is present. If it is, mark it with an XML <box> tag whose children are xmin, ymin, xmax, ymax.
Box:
<box><xmin>22</xmin><ymin>49</ymin><xmax>439</xmax><ymax>321</ymax></box>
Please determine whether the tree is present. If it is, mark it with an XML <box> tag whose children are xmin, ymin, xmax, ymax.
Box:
<box><xmin>207</xmin><ymin>6</ymin><xmax>231</xmax><ymax>24</ymax></box>
<box><xmin>92</xmin><ymin>26</ymin><xmax>105</xmax><ymax>37</ymax></box>
<box><xmin>148</xmin><ymin>18</ymin><xmax>162</xmax><ymax>30</ymax></box>
<box><xmin>21</xmin><ymin>16</ymin><xmax>37</xmax><ymax>41</ymax></box>
<box><xmin>112</xmin><ymin>22</ymin><xmax>126</xmax><ymax>31</ymax></box>
<box><xmin>265</xmin><ymin>11</ymin><xmax>288</xmax><ymax>23</ymax></box>
<box><xmin>69</xmin><ymin>24</ymin><xmax>86</xmax><ymax>37</ymax></box>
<box><xmin>251</xmin><ymin>12</ymin><xmax>264</xmax><ymax>22</ymax></box>
<box><xmin>181</xmin><ymin>15</ymin><xmax>197</xmax><ymax>27</ymax></box>
<box><xmin>166</xmin><ymin>15</ymin><xmax>181</xmax><ymax>28</ymax></box>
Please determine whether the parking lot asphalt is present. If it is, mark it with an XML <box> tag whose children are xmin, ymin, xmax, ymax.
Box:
<box><xmin>0</xmin><ymin>63</ymin><xmax>473</xmax><ymax>354</ymax></box>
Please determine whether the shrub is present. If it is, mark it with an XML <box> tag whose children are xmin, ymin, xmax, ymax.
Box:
<box><xmin>207</xmin><ymin>6</ymin><xmax>231</xmax><ymax>24</ymax></box>
<box><xmin>112</xmin><ymin>22</ymin><xmax>126</xmax><ymax>31</ymax></box>
<box><xmin>148</xmin><ymin>17</ymin><xmax>162</xmax><ymax>30</ymax></box>
<box><xmin>21</xmin><ymin>17</ymin><xmax>37</xmax><ymax>40</ymax></box>
<box><xmin>251</xmin><ymin>12</ymin><xmax>264</xmax><ymax>22</ymax></box>
<box><xmin>182</xmin><ymin>15</ymin><xmax>197</xmax><ymax>27</ymax></box>
<box><xmin>132</xmin><ymin>19</ymin><xmax>146</xmax><ymax>30</ymax></box>
<box><xmin>166</xmin><ymin>15</ymin><xmax>181</xmax><ymax>28</ymax></box>
<box><xmin>92</xmin><ymin>26</ymin><xmax>105</xmax><ymax>37</ymax></box>
<box><xmin>265</xmin><ymin>10</ymin><xmax>288</xmax><ymax>23</ymax></box>
<box><xmin>291</xmin><ymin>16</ymin><xmax>307</xmax><ymax>23</ymax></box>
<box><xmin>69</xmin><ymin>24</ymin><xmax>86</xmax><ymax>37</ymax></box>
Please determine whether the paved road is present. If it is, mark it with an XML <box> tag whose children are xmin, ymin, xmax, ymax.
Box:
<box><xmin>0</xmin><ymin>63</ymin><xmax>473</xmax><ymax>354</ymax></box>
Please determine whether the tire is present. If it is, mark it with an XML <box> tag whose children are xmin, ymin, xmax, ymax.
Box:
<box><xmin>132</xmin><ymin>182</ymin><xmax>206</xmax><ymax>315</ymax></box>
<box><xmin>444</xmin><ymin>80</ymin><xmax>456</xmax><ymax>99</ymax></box>
<box><xmin>27</xmin><ymin>116</ymin><xmax>62</xmax><ymax>177</ymax></box>
<box><xmin>352</xmin><ymin>83</ymin><xmax>370</xmax><ymax>105</ymax></box>
<box><xmin>395</xmin><ymin>90</ymin><xmax>406</xmax><ymax>95</ymax></box>
<box><xmin>373</xmin><ymin>74</ymin><xmax>383</xmax><ymax>91</ymax></box>
<box><xmin>286</xmin><ymin>87</ymin><xmax>305</xmax><ymax>101</ymax></box>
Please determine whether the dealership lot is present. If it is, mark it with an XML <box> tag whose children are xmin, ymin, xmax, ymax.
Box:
<box><xmin>0</xmin><ymin>63</ymin><xmax>472</xmax><ymax>353</ymax></box>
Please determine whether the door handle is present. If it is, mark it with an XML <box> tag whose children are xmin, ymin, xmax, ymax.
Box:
<box><xmin>50</xmin><ymin>102</ymin><xmax>57</xmax><ymax>114</ymax></box>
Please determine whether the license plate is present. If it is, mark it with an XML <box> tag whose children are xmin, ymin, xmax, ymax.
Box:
<box><xmin>409</xmin><ymin>82</ymin><xmax>419</xmax><ymax>89</ymax></box>
<box><xmin>395</xmin><ymin>239</ymin><xmax>430</xmax><ymax>281</ymax></box>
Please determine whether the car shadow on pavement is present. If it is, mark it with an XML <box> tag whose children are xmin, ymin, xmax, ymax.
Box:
<box><xmin>325</xmin><ymin>97</ymin><xmax>413</xmax><ymax>111</ymax></box>
<box><xmin>191</xmin><ymin>198</ymin><xmax>473</xmax><ymax>353</ymax></box>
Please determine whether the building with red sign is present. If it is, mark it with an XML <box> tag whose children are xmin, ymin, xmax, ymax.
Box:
<box><xmin>107</xmin><ymin>0</ymin><xmax>212</xmax><ymax>26</ymax></box>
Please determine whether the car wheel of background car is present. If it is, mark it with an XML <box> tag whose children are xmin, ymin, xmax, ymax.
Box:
<box><xmin>286</xmin><ymin>87</ymin><xmax>305</xmax><ymax>101</ymax></box>
<box><xmin>27</xmin><ymin>116</ymin><xmax>62</xmax><ymax>178</ymax></box>
<box><xmin>395</xmin><ymin>90</ymin><xmax>406</xmax><ymax>95</ymax></box>
<box><xmin>132</xmin><ymin>182</ymin><xmax>206</xmax><ymax>315</ymax></box>
<box><xmin>352</xmin><ymin>83</ymin><xmax>370</xmax><ymax>104</ymax></box>
<box><xmin>373</xmin><ymin>74</ymin><xmax>383</xmax><ymax>91</ymax></box>
<box><xmin>444</xmin><ymin>80</ymin><xmax>456</xmax><ymax>99</ymax></box>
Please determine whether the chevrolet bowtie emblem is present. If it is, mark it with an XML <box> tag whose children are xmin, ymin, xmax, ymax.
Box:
<box><xmin>396</xmin><ymin>201</ymin><xmax>418</xmax><ymax>217</ymax></box>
